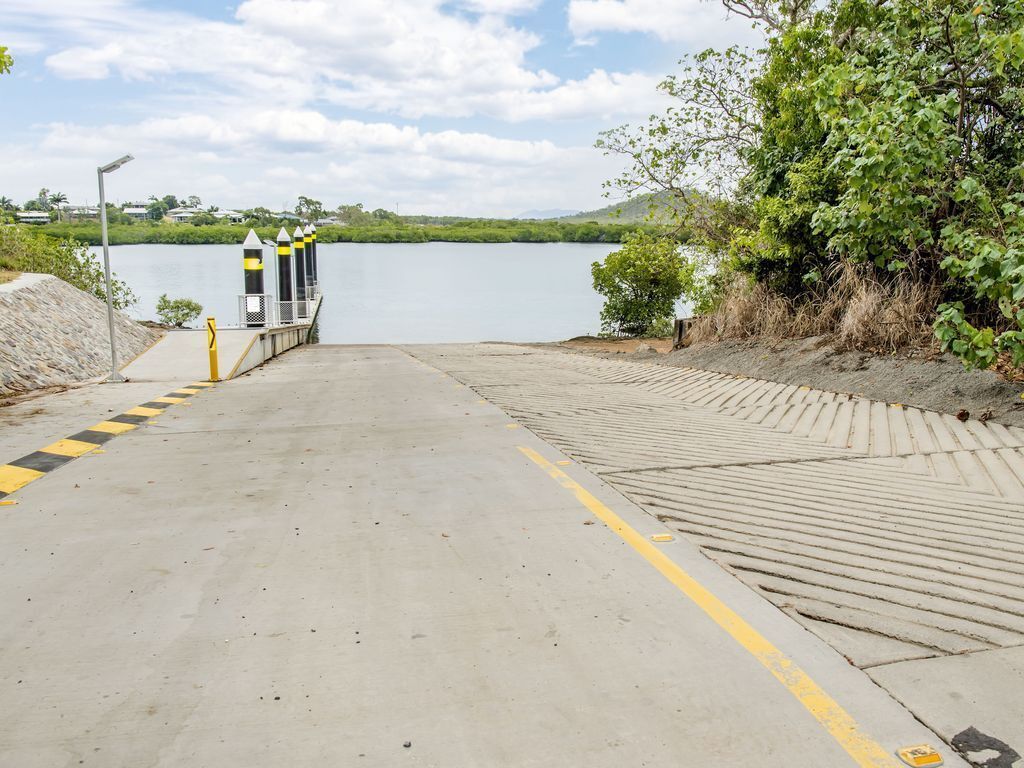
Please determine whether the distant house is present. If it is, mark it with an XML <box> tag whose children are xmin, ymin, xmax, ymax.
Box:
<box><xmin>16</xmin><ymin>211</ymin><xmax>51</xmax><ymax>225</ymax></box>
<box><xmin>123</xmin><ymin>202</ymin><xmax>150</xmax><ymax>221</ymax></box>
<box><xmin>59</xmin><ymin>204</ymin><xmax>100</xmax><ymax>220</ymax></box>
<box><xmin>213</xmin><ymin>209</ymin><xmax>246</xmax><ymax>224</ymax></box>
<box><xmin>315</xmin><ymin>216</ymin><xmax>340</xmax><ymax>226</ymax></box>
<box><xmin>167</xmin><ymin>206</ymin><xmax>202</xmax><ymax>223</ymax></box>
<box><xmin>275</xmin><ymin>211</ymin><xmax>301</xmax><ymax>222</ymax></box>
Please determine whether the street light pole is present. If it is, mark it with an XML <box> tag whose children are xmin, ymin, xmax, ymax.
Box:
<box><xmin>97</xmin><ymin>154</ymin><xmax>134</xmax><ymax>383</ymax></box>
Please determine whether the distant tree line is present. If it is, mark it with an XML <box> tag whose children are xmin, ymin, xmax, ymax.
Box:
<box><xmin>36</xmin><ymin>219</ymin><xmax>650</xmax><ymax>246</ymax></box>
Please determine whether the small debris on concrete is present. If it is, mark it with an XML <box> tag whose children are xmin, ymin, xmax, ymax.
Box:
<box><xmin>956</xmin><ymin>409</ymin><xmax>970</xmax><ymax>421</ymax></box>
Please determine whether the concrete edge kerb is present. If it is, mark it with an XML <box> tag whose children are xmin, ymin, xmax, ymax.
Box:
<box><xmin>0</xmin><ymin>272</ymin><xmax>54</xmax><ymax>294</ymax></box>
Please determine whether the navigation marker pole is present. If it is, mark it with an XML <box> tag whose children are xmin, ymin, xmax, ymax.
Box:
<box><xmin>309</xmin><ymin>223</ymin><xmax>318</xmax><ymax>290</ymax></box>
<box><xmin>242</xmin><ymin>228</ymin><xmax>265</xmax><ymax>327</ymax></box>
<box><xmin>276</xmin><ymin>227</ymin><xmax>294</xmax><ymax>323</ymax></box>
<box><xmin>293</xmin><ymin>225</ymin><xmax>308</xmax><ymax>318</ymax></box>
<box><xmin>303</xmin><ymin>224</ymin><xmax>314</xmax><ymax>297</ymax></box>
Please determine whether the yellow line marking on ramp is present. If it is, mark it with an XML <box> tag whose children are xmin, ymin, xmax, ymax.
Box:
<box><xmin>40</xmin><ymin>439</ymin><xmax>100</xmax><ymax>458</ymax></box>
<box><xmin>0</xmin><ymin>465</ymin><xmax>46</xmax><ymax>494</ymax></box>
<box><xmin>124</xmin><ymin>406</ymin><xmax>162</xmax><ymax>417</ymax></box>
<box><xmin>91</xmin><ymin>421</ymin><xmax>137</xmax><ymax>435</ymax></box>
<box><xmin>518</xmin><ymin>445</ymin><xmax>901</xmax><ymax>768</ymax></box>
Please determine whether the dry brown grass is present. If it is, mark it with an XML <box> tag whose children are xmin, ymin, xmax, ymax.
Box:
<box><xmin>689</xmin><ymin>262</ymin><xmax>941</xmax><ymax>354</ymax></box>
<box><xmin>0</xmin><ymin>270</ymin><xmax>19</xmax><ymax>285</ymax></box>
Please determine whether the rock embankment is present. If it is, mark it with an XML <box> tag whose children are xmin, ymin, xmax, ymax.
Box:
<box><xmin>0</xmin><ymin>273</ymin><xmax>160</xmax><ymax>397</ymax></box>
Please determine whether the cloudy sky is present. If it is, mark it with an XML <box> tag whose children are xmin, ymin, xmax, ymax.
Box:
<box><xmin>2</xmin><ymin>1</ymin><xmax>756</xmax><ymax>216</ymax></box>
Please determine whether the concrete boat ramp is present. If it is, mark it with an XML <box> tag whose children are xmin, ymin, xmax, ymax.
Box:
<box><xmin>122</xmin><ymin>319</ymin><xmax>314</xmax><ymax>384</ymax></box>
<box><xmin>0</xmin><ymin>343</ymin><xmax>1020</xmax><ymax>767</ymax></box>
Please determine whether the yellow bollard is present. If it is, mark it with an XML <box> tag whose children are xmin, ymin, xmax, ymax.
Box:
<box><xmin>206</xmin><ymin>316</ymin><xmax>220</xmax><ymax>382</ymax></box>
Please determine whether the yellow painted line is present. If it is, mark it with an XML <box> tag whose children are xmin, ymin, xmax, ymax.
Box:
<box><xmin>90</xmin><ymin>420</ymin><xmax>137</xmax><ymax>435</ymax></box>
<box><xmin>125</xmin><ymin>406</ymin><xmax>162</xmax><ymax>417</ymax></box>
<box><xmin>152</xmin><ymin>396</ymin><xmax>186</xmax><ymax>404</ymax></box>
<box><xmin>518</xmin><ymin>445</ymin><xmax>901</xmax><ymax>768</ymax></box>
<box><xmin>40</xmin><ymin>438</ymin><xmax>100</xmax><ymax>458</ymax></box>
<box><xmin>174</xmin><ymin>388</ymin><xmax>202</xmax><ymax>395</ymax></box>
<box><xmin>189</xmin><ymin>381</ymin><xmax>215</xmax><ymax>388</ymax></box>
<box><xmin>0</xmin><ymin>464</ymin><xmax>46</xmax><ymax>494</ymax></box>
<box><xmin>505</xmin><ymin>424</ymin><xmax>520</xmax><ymax>430</ymax></box>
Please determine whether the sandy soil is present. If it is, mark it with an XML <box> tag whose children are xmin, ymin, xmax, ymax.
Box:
<box><xmin>560</xmin><ymin>336</ymin><xmax>675</xmax><ymax>354</ymax></box>
<box><xmin>549</xmin><ymin>336</ymin><xmax>1024</xmax><ymax>429</ymax></box>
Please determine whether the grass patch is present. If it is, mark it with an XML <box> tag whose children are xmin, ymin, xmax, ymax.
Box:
<box><xmin>691</xmin><ymin>263</ymin><xmax>941</xmax><ymax>355</ymax></box>
<box><xmin>0</xmin><ymin>270</ymin><xmax>19</xmax><ymax>284</ymax></box>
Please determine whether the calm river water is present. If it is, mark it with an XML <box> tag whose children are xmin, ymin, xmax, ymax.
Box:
<box><xmin>94</xmin><ymin>242</ymin><xmax>624</xmax><ymax>344</ymax></box>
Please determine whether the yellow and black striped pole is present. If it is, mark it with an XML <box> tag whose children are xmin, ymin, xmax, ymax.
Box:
<box><xmin>293</xmin><ymin>225</ymin><xmax>307</xmax><ymax>308</ymax></box>
<box><xmin>309</xmin><ymin>222</ymin><xmax>318</xmax><ymax>288</ymax></box>
<box><xmin>276</xmin><ymin>226</ymin><xmax>294</xmax><ymax>323</ymax></box>
<box><xmin>303</xmin><ymin>223</ymin><xmax>314</xmax><ymax>296</ymax></box>
<box><xmin>242</xmin><ymin>228</ymin><xmax>265</xmax><ymax>327</ymax></box>
<box><xmin>206</xmin><ymin>316</ymin><xmax>220</xmax><ymax>382</ymax></box>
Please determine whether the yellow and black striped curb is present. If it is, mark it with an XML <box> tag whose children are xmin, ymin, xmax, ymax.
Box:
<box><xmin>0</xmin><ymin>381</ymin><xmax>215</xmax><ymax>501</ymax></box>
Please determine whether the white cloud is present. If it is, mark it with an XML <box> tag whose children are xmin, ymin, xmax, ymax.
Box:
<box><xmin>0</xmin><ymin>0</ymin><xmax>679</xmax><ymax>214</ymax></box>
<box><xmin>458</xmin><ymin>0</ymin><xmax>543</xmax><ymax>13</ymax></box>
<box><xmin>568</xmin><ymin>0</ymin><xmax>761</xmax><ymax>46</ymax></box>
<box><xmin>9</xmin><ymin>0</ymin><xmax>667</xmax><ymax>122</ymax></box>
<box><xmin>12</xmin><ymin>111</ymin><xmax>621</xmax><ymax>217</ymax></box>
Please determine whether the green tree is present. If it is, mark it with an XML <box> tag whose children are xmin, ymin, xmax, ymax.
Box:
<box><xmin>0</xmin><ymin>196</ymin><xmax>15</xmax><ymax>211</ymax></box>
<box><xmin>189</xmin><ymin>212</ymin><xmax>217</xmax><ymax>226</ymax></box>
<box><xmin>296</xmin><ymin>195</ymin><xmax>326</xmax><ymax>221</ymax></box>
<box><xmin>812</xmin><ymin>0</ymin><xmax>1024</xmax><ymax>367</ymax></box>
<box><xmin>146</xmin><ymin>198</ymin><xmax>169</xmax><ymax>220</ymax></box>
<box><xmin>104</xmin><ymin>203</ymin><xmax>132</xmax><ymax>225</ymax></box>
<box><xmin>0</xmin><ymin>226</ymin><xmax>136</xmax><ymax>309</ymax></box>
<box><xmin>244</xmin><ymin>206</ymin><xmax>277</xmax><ymax>226</ymax></box>
<box><xmin>155</xmin><ymin>294</ymin><xmax>202</xmax><ymax>327</ymax></box>
<box><xmin>337</xmin><ymin>203</ymin><xmax>372</xmax><ymax>226</ymax></box>
<box><xmin>0</xmin><ymin>45</ymin><xmax>12</xmax><ymax>75</ymax></box>
<box><xmin>591</xmin><ymin>232</ymin><xmax>686</xmax><ymax>336</ymax></box>
<box><xmin>49</xmin><ymin>191</ymin><xmax>68</xmax><ymax>222</ymax></box>
<box><xmin>599</xmin><ymin>0</ymin><xmax>1024</xmax><ymax>369</ymax></box>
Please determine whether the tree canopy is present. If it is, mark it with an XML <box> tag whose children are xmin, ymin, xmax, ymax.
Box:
<box><xmin>600</xmin><ymin>0</ymin><xmax>1024</xmax><ymax>368</ymax></box>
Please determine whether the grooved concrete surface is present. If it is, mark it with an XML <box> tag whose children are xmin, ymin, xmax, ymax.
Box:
<box><xmin>0</xmin><ymin>345</ymin><xmax>970</xmax><ymax>767</ymax></box>
<box><xmin>406</xmin><ymin>343</ymin><xmax>1024</xmax><ymax>761</ymax></box>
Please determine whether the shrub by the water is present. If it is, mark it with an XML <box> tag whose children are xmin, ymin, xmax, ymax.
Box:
<box><xmin>591</xmin><ymin>232</ymin><xmax>686</xmax><ymax>336</ymax></box>
<box><xmin>0</xmin><ymin>225</ymin><xmax>136</xmax><ymax>309</ymax></box>
<box><xmin>155</xmin><ymin>294</ymin><xmax>203</xmax><ymax>327</ymax></box>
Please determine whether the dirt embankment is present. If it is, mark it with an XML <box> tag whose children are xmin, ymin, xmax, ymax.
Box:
<box><xmin>554</xmin><ymin>336</ymin><xmax>1024</xmax><ymax>429</ymax></box>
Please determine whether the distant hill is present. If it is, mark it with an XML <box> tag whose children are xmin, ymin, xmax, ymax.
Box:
<box><xmin>560</xmin><ymin>192</ymin><xmax>680</xmax><ymax>224</ymax></box>
<box><xmin>515</xmin><ymin>208</ymin><xmax>580</xmax><ymax>220</ymax></box>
